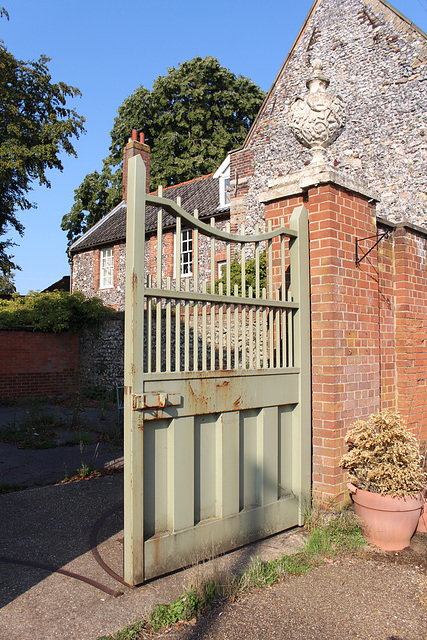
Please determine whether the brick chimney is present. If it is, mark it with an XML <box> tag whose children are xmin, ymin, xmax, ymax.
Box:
<box><xmin>122</xmin><ymin>129</ymin><xmax>151</xmax><ymax>201</ymax></box>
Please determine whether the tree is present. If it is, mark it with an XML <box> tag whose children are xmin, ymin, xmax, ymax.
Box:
<box><xmin>62</xmin><ymin>56</ymin><xmax>265</xmax><ymax>246</ymax></box>
<box><xmin>0</xmin><ymin>268</ymin><xmax>16</xmax><ymax>296</ymax></box>
<box><xmin>0</xmin><ymin>10</ymin><xmax>85</xmax><ymax>274</ymax></box>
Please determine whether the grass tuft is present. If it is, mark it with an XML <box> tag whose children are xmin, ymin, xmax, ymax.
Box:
<box><xmin>98</xmin><ymin>506</ymin><xmax>365</xmax><ymax>640</ymax></box>
<box><xmin>0</xmin><ymin>409</ymin><xmax>66</xmax><ymax>449</ymax></box>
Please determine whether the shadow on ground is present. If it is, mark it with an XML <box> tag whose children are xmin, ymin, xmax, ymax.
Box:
<box><xmin>0</xmin><ymin>474</ymin><xmax>124</xmax><ymax>608</ymax></box>
<box><xmin>0</xmin><ymin>402</ymin><xmax>125</xmax><ymax>609</ymax></box>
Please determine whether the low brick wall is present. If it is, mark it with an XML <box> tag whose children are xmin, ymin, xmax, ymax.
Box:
<box><xmin>0</xmin><ymin>329</ymin><xmax>79</xmax><ymax>399</ymax></box>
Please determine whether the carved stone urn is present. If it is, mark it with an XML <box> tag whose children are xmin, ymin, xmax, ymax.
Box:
<box><xmin>288</xmin><ymin>59</ymin><xmax>346</xmax><ymax>164</ymax></box>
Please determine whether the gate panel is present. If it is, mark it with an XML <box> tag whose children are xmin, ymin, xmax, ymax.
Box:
<box><xmin>124</xmin><ymin>155</ymin><xmax>310</xmax><ymax>584</ymax></box>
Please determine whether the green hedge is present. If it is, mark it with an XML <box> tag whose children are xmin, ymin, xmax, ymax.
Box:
<box><xmin>0</xmin><ymin>291</ymin><xmax>115</xmax><ymax>333</ymax></box>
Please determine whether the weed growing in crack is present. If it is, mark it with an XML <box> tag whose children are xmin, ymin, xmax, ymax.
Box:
<box><xmin>98</xmin><ymin>507</ymin><xmax>365</xmax><ymax>640</ymax></box>
<box><xmin>0</xmin><ymin>409</ymin><xmax>66</xmax><ymax>449</ymax></box>
<box><xmin>304</xmin><ymin>504</ymin><xmax>365</xmax><ymax>556</ymax></box>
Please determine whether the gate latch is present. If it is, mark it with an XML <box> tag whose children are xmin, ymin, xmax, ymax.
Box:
<box><xmin>132</xmin><ymin>393</ymin><xmax>181</xmax><ymax>410</ymax></box>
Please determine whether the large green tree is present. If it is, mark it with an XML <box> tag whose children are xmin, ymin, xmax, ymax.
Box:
<box><xmin>62</xmin><ymin>56</ymin><xmax>265</xmax><ymax>246</ymax></box>
<box><xmin>0</xmin><ymin>268</ymin><xmax>16</xmax><ymax>295</ymax></box>
<box><xmin>0</xmin><ymin>9</ymin><xmax>85</xmax><ymax>274</ymax></box>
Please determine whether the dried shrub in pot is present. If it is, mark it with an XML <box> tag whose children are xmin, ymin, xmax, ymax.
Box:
<box><xmin>340</xmin><ymin>411</ymin><xmax>426</xmax><ymax>497</ymax></box>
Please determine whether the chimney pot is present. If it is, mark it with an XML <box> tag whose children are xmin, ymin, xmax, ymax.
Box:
<box><xmin>123</xmin><ymin>130</ymin><xmax>151</xmax><ymax>201</ymax></box>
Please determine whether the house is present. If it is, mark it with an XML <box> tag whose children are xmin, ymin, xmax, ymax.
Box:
<box><xmin>69</xmin><ymin>132</ymin><xmax>231</xmax><ymax>310</ymax></box>
<box><xmin>70</xmin><ymin>0</ymin><xmax>426</xmax><ymax>310</ymax></box>
<box><xmin>42</xmin><ymin>275</ymin><xmax>70</xmax><ymax>293</ymax></box>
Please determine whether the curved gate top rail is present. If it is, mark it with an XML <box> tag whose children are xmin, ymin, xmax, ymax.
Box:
<box><xmin>124</xmin><ymin>155</ymin><xmax>311</xmax><ymax>585</ymax></box>
<box><xmin>146</xmin><ymin>191</ymin><xmax>298</xmax><ymax>243</ymax></box>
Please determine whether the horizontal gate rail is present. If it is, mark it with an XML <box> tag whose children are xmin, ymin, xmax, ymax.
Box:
<box><xmin>145</xmin><ymin>192</ymin><xmax>298</xmax><ymax>242</ymax></box>
<box><xmin>141</xmin><ymin>287</ymin><xmax>299</xmax><ymax>308</ymax></box>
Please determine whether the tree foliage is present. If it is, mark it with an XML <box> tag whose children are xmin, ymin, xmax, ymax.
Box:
<box><xmin>0</xmin><ymin>268</ymin><xmax>16</xmax><ymax>295</ymax></box>
<box><xmin>0</xmin><ymin>290</ymin><xmax>114</xmax><ymax>332</ymax></box>
<box><xmin>62</xmin><ymin>56</ymin><xmax>265</xmax><ymax>246</ymax></box>
<box><xmin>0</xmin><ymin>12</ymin><xmax>85</xmax><ymax>274</ymax></box>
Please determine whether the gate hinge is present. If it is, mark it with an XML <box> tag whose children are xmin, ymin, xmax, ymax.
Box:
<box><xmin>132</xmin><ymin>393</ymin><xmax>181</xmax><ymax>410</ymax></box>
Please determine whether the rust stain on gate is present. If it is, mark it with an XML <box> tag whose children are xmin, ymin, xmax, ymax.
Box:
<box><xmin>123</xmin><ymin>155</ymin><xmax>311</xmax><ymax>585</ymax></box>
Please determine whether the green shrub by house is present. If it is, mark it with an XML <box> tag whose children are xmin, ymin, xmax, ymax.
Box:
<box><xmin>0</xmin><ymin>290</ymin><xmax>114</xmax><ymax>333</ymax></box>
<box><xmin>212</xmin><ymin>250</ymin><xmax>267</xmax><ymax>296</ymax></box>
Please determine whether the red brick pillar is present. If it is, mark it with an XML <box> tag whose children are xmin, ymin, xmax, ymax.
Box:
<box><xmin>263</xmin><ymin>169</ymin><xmax>381</xmax><ymax>503</ymax></box>
<box><xmin>394</xmin><ymin>224</ymin><xmax>427</xmax><ymax>442</ymax></box>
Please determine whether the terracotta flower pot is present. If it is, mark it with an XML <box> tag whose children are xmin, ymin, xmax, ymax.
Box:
<box><xmin>416</xmin><ymin>488</ymin><xmax>427</xmax><ymax>533</ymax></box>
<box><xmin>348</xmin><ymin>483</ymin><xmax>423</xmax><ymax>551</ymax></box>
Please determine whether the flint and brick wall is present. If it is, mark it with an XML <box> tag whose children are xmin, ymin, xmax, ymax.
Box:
<box><xmin>227</xmin><ymin>0</ymin><xmax>427</xmax><ymax>502</ymax></box>
<box><xmin>72</xmin><ymin>243</ymin><xmax>127</xmax><ymax>311</ymax></box>
<box><xmin>0</xmin><ymin>330</ymin><xmax>79</xmax><ymax>399</ymax></box>
<box><xmin>78</xmin><ymin>314</ymin><xmax>124</xmax><ymax>388</ymax></box>
<box><xmin>72</xmin><ymin>219</ymin><xmax>230</xmax><ymax>309</ymax></box>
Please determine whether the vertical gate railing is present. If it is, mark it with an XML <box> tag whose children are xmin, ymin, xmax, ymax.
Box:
<box><xmin>124</xmin><ymin>155</ymin><xmax>310</xmax><ymax>585</ymax></box>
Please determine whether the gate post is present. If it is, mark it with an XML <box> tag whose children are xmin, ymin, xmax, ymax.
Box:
<box><xmin>124</xmin><ymin>155</ymin><xmax>146</xmax><ymax>585</ymax></box>
<box><xmin>289</xmin><ymin>205</ymin><xmax>311</xmax><ymax>522</ymax></box>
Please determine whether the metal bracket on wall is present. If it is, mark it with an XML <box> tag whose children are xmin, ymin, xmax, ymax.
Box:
<box><xmin>355</xmin><ymin>229</ymin><xmax>390</xmax><ymax>266</ymax></box>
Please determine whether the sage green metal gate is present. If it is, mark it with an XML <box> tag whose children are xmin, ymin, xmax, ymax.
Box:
<box><xmin>124</xmin><ymin>155</ymin><xmax>311</xmax><ymax>585</ymax></box>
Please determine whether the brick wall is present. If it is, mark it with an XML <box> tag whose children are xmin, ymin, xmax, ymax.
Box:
<box><xmin>265</xmin><ymin>183</ymin><xmax>379</xmax><ymax>501</ymax></box>
<box><xmin>394</xmin><ymin>226</ymin><xmax>427</xmax><ymax>441</ymax></box>
<box><xmin>0</xmin><ymin>330</ymin><xmax>79</xmax><ymax>399</ymax></box>
<box><xmin>263</xmin><ymin>178</ymin><xmax>427</xmax><ymax>503</ymax></box>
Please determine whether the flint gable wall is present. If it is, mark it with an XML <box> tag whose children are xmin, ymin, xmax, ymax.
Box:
<box><xmin>230</xmin><ymin>0</ymin><xmax>427</xmax><ymax>231</ymax></box>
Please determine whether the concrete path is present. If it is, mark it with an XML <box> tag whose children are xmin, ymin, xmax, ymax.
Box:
<box><xmin>0</xmin><ymin>475</ymin><xmax>308</xmax><ymax>640</ymax></box>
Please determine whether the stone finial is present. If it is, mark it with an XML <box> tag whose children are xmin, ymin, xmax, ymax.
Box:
<box><xmin>288</xmin><ymin>60</ymin><xmax>346</xmax><ymax>165</ymax></box>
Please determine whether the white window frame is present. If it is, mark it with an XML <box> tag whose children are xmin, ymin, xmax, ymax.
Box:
<box><xmin>174</xmin><ymin>229</ymin><xmax>193</xmax><ymax>277</ymax></box>
<box><xmin>100</xmin><ymin>247</ymin><xmax>114</xmax><ymax>289</ymax></box>
<box><xmin>217</xmin><ymin>260</ymin><xmax>226</xmax><ymax>278</ymax></box>
<box><xmin>213</xmin><ymin>155</ymin><xmax>231</xmax><ymax>208</ymax></box>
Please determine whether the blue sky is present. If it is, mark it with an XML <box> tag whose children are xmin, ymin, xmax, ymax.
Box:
<box><xmin>3</xmin><ymin>0</ymin><xmax>427</xmax><ymax>294</ymax></box>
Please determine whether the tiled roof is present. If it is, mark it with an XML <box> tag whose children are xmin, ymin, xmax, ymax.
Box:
<box><xmin>42</xmin><ymin>276</ymin><xmax>71</xmax><ymax>292</ymax></box>
<box><xmin>70</xmin><ymin>173</ymin><xmax>226</xmax><ymax>253</ymax></box>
